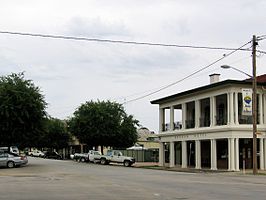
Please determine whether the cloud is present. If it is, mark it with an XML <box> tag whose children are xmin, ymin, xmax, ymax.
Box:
<box><xmin>65</xmin><ymin>17</ymin><xmax>130</xmax><ymax>38</ymax></box>
<box><xmin>0</xmin><ymin>0</ymin><xmax>266</xmax><ymax>132</ymax></box>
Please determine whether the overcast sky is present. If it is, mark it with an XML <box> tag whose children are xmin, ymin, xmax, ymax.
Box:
<box><xmin>1</xmin><ymin>0</ymin><xmax>266</xmax><ymax>132</ymax></box>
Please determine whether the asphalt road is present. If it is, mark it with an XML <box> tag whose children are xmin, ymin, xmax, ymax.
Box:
<box><xmin>0</xmin><ymin>157</ymin><xmax>266</xmax><ymax>200</ymax></box>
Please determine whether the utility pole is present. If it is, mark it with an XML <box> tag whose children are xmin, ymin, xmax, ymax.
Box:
<box><xmin>252</xmin><ymin>35</ymin><xmax>258</xmax><ymax>175</ymax></box>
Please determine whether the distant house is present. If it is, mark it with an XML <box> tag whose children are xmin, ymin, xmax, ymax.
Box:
<box><xmin>151</xmin><ymin>74</ymin><xmax>266</xmax><ymax>171</ymax></box>
<box><xmin>135</xmin><ymin>127</ymin><xmax>159</xmax><ymax>150</ymax></box>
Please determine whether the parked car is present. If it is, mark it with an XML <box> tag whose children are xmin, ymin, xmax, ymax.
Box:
<box><xmin>72</xmin><ymin>152</ymin><xmax>89</xmax><ymax>162</ymax></box>
<box><xmin>71</xmin><ymin>150</ymin><xmax>102</xmax><ymax>163</ymax></box>
<box><xmin>88</xmin><ymin>150</ymin><xmax>102</xmax><ymax>163</ymax></box>
<box><xmin>43</xmin><ymin>151</ymin><xmax>62</xmax><ymax>159</ymax></box>
<box><xmin>98</xmin><ymin>150</ymin><xmax>135</xmax><ymax>167</ymax></box>
<box><xmin>0</xmin><ymin>146</ymin><xmax>19</xmax><ymax>154</ymax></box>
<box><xmin>0</xmin><ymin>152</ymin><xmax>28</xmax><ymax>168</ymax></box>
<box><xmin>28</xmin><ymin>150</ymin><xmax>45</xmax><ymax>157</ymax></box>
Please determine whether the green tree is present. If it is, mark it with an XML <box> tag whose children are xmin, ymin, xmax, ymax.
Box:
<box><xmin>0</xmin><ymin>72</ymin><xmax>47</xmax><ymax>148</ymax></box>
<box><xmin>41</xmin><ymin>117</ymin><xmax>70</xmax><ymax>149</ymax></box>
<box><xmin>112</xmin><ymin>115</ymin><xmax>139</xmax><ymax>149</ymax></box>
<box><xmin>68</xmin><ymin>100</ymin><xmax>139</xmax><ymax>152</ymax></box>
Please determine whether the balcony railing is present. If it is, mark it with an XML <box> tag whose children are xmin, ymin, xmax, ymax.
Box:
<box><xmin>239</xmin><ymin>116</ymin><xmax>253</xmax><ymax>124</ymax></box>
<box><xmin>174</xmin><ymin>121</ymin><xmax>182</xmax><ymax>130</ymax></box>
<box><xmin>162</xmin><ymin>122</ymin><xmax>182</xmax><ymax>132</ymax></box>
<box><xmin>216</xmin><ymin>117</ymin><xmax>227</xmax><ymax>126</ymax></box>
<box><xmin>185</xmin><ymin>119</ymin><xmax>195</xmax><ymax>129</ymax></box>
<box><xmin>162</xmin><ymin>123</ymin><xmax>170</xmax><ymax>131</ymax></box>
<box><xmin>200</xmin><ymin>118</ymin><xmax>210</xmax><ymax>127</ymax></box>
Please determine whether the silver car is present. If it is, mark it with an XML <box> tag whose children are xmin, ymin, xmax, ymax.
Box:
<box><xmin>0</xmin><ymin>152</ymin><xmax>28</xmax><ymax>168</ymax></box>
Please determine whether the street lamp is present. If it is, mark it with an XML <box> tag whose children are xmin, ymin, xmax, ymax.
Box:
<box><xmin>220</xmin><ymin>65</ymin><xmax>252</xmax><ymax>78</ymax></box>
<box><xmin>220</xmin><ymin>36</ymin><xmax>258</xmax><ymax>175</ymax></box>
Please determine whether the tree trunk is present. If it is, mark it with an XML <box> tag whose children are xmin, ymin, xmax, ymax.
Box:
<box><xmin>101</xmin><ymin>145</ymin><xmax>104</xmax><ymax>155</ymax></box>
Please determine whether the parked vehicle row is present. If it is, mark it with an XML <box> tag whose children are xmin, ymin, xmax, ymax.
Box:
<box><xmin>71</xmin><ymin>150</ymin><xmax>135</xmax><ymax>167</ymax></box>
<box><xmin>27</xmin><ymin>149</ymin><xmax>62</xmax><ymax>159</ymax></box>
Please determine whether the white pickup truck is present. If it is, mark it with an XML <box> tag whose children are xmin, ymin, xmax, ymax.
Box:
<box><xmin>72</xmin><ymin>150</ymin><xmax>102</xmax><ymax>162</ymax></box>
<box><xmin>98</xmin><ymin>150</ymin><xmax>135</xmax><ymax>167</ymax></box>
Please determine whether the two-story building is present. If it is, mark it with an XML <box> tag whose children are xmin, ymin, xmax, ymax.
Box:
<box><xmin>151</xmin><ymin>74</ymin><xmax>266</xmax><ymax>171</ymax></box>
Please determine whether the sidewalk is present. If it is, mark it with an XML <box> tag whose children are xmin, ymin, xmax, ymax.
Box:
<box><xmin>134</xmin><ymin>162</ymin><xmax>266</xmax><ymax>175</ymax></box>
<box><xmin>134</xmin><ymin>162</ymin><xmax>159</xmax><ymax>167</ymax></box>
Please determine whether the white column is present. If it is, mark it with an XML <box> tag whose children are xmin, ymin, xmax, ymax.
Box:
<box><xmin>228</xmin><ymin>139</ymin><xmax>231</xmax><ymax>170</ymax></box>
<box><xmin>264</xmin><ymin>138</ymin><xmax>266</xmax><ymax>169</ymax></box>
<box><xmin>169</xmin><ymin>142</ymin><xmax>175</xmax><ymax>167</ymax></box>
<box><xmin>182</xmin><ymin>103</ymin><xmax>187</xmax><ymax>130</ymax></box>
<box><xmin>228</xmin><ymin>138</ymin><xmax>235</xmax><ymax>171</ymax></box>
<box><xmin>263</xmin><ymin>94</ymin><xmax>266</xmax><ymax>123</ymax></box>
<box><xmin>235</xmin><ymin>92</ymin><xmax>239</xmax><ymax>125</ymax></box>
<box><xmin>260</xmin><ymin>138</ymin><xmax>264</xmax><ymax>170</ymax></box>
<box><xmin>210</xmin><ymin>96</ymin><xmax>216</xmax><ymax>127</ymax></box>
<box><xmin>229</xmin><ymin>92</ymin><xmax>234</xmax><ymax>125</ymax></box>
<box><xmin>235</xmin><ymin>138</ymin><xmax>239</xmax><ymax>171</ymax></box>
<box><xmin>159</xmin><ymin>108</ymin><xmax>165</xmax><ymax>133</ymax></box>
<box><xmin>170</xmin><ymin>106</ymin><xmax>174</xmax><ymax>131</ymax></box>
<box><xmin>182</xmin><ymin>141</ymin><xmax>187</xmax><ymax>168</ymax></box>
<box><xmin>195</xmin><ymin>140</ymin><xmax>201</xmax><ymax>169</ymax></box>
<box><xmin>159</xmin><ymin>142</ymin><xmax>165</xmax><ymax>167</ymax></box>
<box><xmin>195</xmin><ymin>100</ymin><xmax>200</xmax><ymax>128</ymax></box>
<box><xmin>259</xmin><ymin>94</ymin><xmax>263</xmax><ymax>124</ymax></box>
<box><xmin>211</xmin><ymin>139</ymin><xmax>217</xmax><ymax>170</ymax></box>
<box><xmin>227</xmin><ymin>93</ymin><xmax>230</xmax><ymax>125</ymax></box>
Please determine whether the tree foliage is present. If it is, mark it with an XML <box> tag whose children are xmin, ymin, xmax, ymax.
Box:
<box><xmin>68</xmin><ymin>100</ymin><xmax>139</xmax><ymax>150</ymax></box>
<box><xmin>41</xmin><ymin>117</ymin><xmax>70</xmax><ymax>149</ymax></box>
<box><xmin>0</xmin><ymin>72</ymin><xmax>47</xmax><ymax>148</ymax></box>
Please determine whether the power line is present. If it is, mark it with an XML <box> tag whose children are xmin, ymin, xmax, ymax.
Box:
<box><xmin>124</xmin><ymin>40</ymin><xmax>252</xmax><ymax>104</ymax></box>
<box><xmin>257</xmin><ymin>35</ymin><xmax>266</xmax><ymax>40</ymax></box>
<box><xmin>0</xmin><ymin>30</ymin><xmax>260</xmax><ymax>104</ymax></box>
<box><xmin>257</xmin><ymin>49</ymin><xmax>266</xmax><ymax>55</ymax></box>
<box><xmin>0</xmin><ymin>30</ymin><xmax>252</xmax><ymax>52</ymax></box>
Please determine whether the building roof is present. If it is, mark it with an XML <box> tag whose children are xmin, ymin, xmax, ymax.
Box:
<box><xmin>151</xmin><ymin>74</ymin><xmax>266</xmax><ymax>105</ymax></box>
<box><xmin>137</xmin><ymin>127</ymin><xmax>156</xmax><ymax>141</ymax></box>
<box><xmin>246</xmin><ymin>74</ymin><xmax>266</xmax><ymax>83</ymax></box>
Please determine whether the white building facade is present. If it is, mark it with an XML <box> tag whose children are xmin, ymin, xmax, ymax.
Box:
<box><xmin>151</xmin><ymin>75</ymin><xmax>266</xmax><ymax>171</ymax></box>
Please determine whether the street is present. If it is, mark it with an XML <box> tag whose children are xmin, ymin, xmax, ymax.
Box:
<box><xmin>0</xmin><ymin>157</ymin><xmax>266</xmax><ymax>200</ymax></box>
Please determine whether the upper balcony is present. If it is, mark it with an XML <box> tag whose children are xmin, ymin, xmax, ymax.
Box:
<box><xmin>158</xmin><ymin>92</ymin><xmax>264</xmax><ymax>134</ymax></box>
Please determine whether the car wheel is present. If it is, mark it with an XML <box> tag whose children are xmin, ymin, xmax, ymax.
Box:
<box><xmin>80</xmin><ymin>157</ymin><xmax>85</xmax><ymax>162</ymax></box>
<box><xmin>7</xmin><ymin>161</ymin><xmax>15</xmax><ymax>168</ymax></box>
<box><xmin>100</xmin><ymin>158</ymin><xmax>107</xmax><ymax>165</ymax></box>
<box><xmin>124</xmin><ymin>160</ymin><xmax>131</xmax><ymax>167</ymax></box>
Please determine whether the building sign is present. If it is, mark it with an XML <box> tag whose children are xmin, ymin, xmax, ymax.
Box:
<box><xmin>174</xmin><ymin>133</ymin><xmax>207</xmax><ymax>140</ymax></box>
<box><xmin>242</xmin><ymin>88</ymin><xmax>252</xmax><ymax>116</ymax></box>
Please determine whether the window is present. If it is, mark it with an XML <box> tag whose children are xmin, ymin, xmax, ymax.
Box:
<box><xmin>0</xmin><ymin>152</ymin><xmax>8</xmax><ymax>158</ymax></box>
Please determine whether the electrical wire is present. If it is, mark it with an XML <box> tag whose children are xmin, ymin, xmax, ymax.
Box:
<box><xmin>0</xmin><ymin>30</ymin><xmax>252</xmax><ymax>52</ymax></box>
<box><xmin>124</xmin><ymin>40</ymin><xmax>252</xmax><ymax>104</ymax></box>
<box><xmin>0</xmin><ymin>30</ymin><xmax>261</xmax><ymax>104</ymax></box>
<box><xmin>257</xmin><ymin>49</ymin><xmax>266</xmax><ymax>55</ymax></box>
<box><xmin>257</xmin><ymin>35</ymin><xmax>266</xmax><ymax>40</ymax></box>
